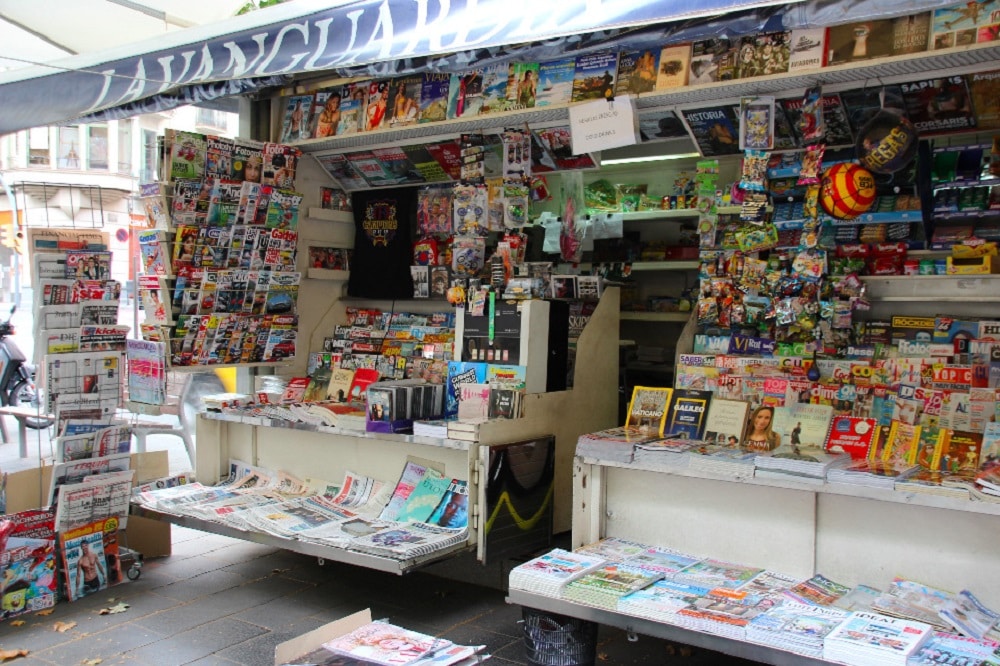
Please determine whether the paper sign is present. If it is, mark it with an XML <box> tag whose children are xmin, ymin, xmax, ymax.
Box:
<box><xmin>569</xmin><ymin>95</ymin><xmax>638</xmax><ymax>154</ymax></box>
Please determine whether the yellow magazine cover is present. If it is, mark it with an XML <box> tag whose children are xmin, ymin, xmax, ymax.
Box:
<box><xmin>881</xmin><ymin>420</ymin><xmax>922</xmax><ymax>468</ymax></box>
<box><xmin>625</xmin><ymin>386</ymin><xmax>673</xmax><ymax>436</ymax></box>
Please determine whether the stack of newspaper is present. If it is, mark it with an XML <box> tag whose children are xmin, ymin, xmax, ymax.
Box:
<box><xmin>508</xmin><ymin>548</ymin><xmax>606</xmax><ymax>597</ymax></box>
<box><xmin>937</xmin><ymin>590</ymin><xmax>1000</xmax><ymax>640</ymax></box>
<box><xmin>822</xmin><ymin>611</ymin><xmax>933</xmax><ymax>666</ymax></box>
<box><xmin>617</xmin><ymin>579</ymin><xmax>710</xmax><ymax>624</ymax></box>
<box><xmin>575</xmin><ymin>427</ymin><xmax>659</xmax><ymax>463</ymax></box>
<box><xmin>347</xmin><ymin>522</ymin><xmax>468</xmax><ymax>559</ymax></box>
<box><xmin>753</xmin><ymin>449</ymin><xmax>849</xmax><ymax>482</ymax></box>
<box><xmin>746</xmin><ymin>602</ymin><xmax>849</xmax><ymax>658</ymax></box>
<box><xmin>686</xmin><ymin>445</ymin><xmax>757</xmax><ymax>478</ymax></box>
<box><xmin>621</xmin><ymin>545</ymin><xmax>703</xmax><ymax>579</ymax></box>
<box><xmin>826</xmin><ymin>459</ymin><xmax>919</xmax><ymax>489</ymax></box>
<box><xmin>561</xmin><ymin>563</ymin><xmax>663</xmax><ymax>610</ymax></box>
<box><xmin>673</xmin><ymin>558</ymin><xmax>764</xmax><ymax>591</ymax></box>
<box><xmin>631</xmin><ymin>438</ymin><xmax>697</xmax><ymax>467</ymax></box>
<box><xmin>908</xmin><ymin>631</ymin><xmax>1000</xmax><ymax>665</ymax></box>
<box><xmin>894</xmin><ymin>471</ymin><xmax>972</xmax><ymax>499</ymax></box>
<box><xmin>674</xmin><ymin>586</ymin><xmax>779</xmax><ymax>641</ymax></box>
<box><xmin>870</xmin><ymin>578</ymin><xmax>955</xmax><ymax>631</ymax></box>
<box><xmin>575</xmin><ymin>537</ymin><xmax>648</xmax><ymax>562</ymax></box>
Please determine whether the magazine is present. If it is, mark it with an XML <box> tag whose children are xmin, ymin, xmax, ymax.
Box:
<box><xmin>625</xmin><ymin>386</ymin><xmax>673</xmax><ymax>436</ymax></box>
<box><xmin>59</xmin><ymin>517</ymin><xmax>124</xmax><ymax>602</ymax></box>
<box><xmin>394</xmin><ymin>471</ymin><xmax>449</xmax><ymax>524</ymax></box>
<box><xmin>0</xmin><ymin>508</ymin><xmax>57</xmax><ymax>620</ymax></box>
<box><xmin>323</xmin><ymin>621</ymin><xmax>446</xmax><ymax>666</ymax></box>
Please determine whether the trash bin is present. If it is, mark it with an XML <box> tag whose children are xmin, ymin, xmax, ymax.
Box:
<box><xmin>521</xmin><ymin>606</ymin><xmax>598</xmax><ymax>666</ymax></box>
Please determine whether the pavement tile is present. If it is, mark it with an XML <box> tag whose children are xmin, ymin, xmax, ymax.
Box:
<box><xmin>126</xmin><ymin>617</ymin><xmax>267</xmax><ymax>664</ymax></box>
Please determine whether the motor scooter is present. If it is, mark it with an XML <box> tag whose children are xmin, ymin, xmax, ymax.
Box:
<box><xmin>0</xmin><ymin>305</ymin><xmax>46</xmax><ymax>428</ymax></box>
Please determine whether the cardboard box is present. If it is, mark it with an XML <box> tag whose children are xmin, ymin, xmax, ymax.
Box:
<box><xmin>275</xmin><ymin>609</ymin><xmax>372</xmax><ymax>665</ymax></box>
<box><xmin>946</xmin><ymin>255</ymin><xmax>1000</xmax><ymax>274</ymax></box>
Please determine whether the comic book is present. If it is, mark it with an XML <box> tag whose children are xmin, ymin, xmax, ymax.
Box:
<box><xmin>0</xmin><ymin>509</ymin><xmax>57</xmax><ymax>620</ymax></box>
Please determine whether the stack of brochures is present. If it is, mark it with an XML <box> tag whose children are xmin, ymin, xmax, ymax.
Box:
<box><xmin>746</xmin><ymin>602</ymin><xmax>849</xmax><ymax>658</ymax></box>
<box><xmin>561</xmin><ymin>563</ymin><xmax>663</xmax><ymax>609</ymax></box>
<box><xmin>508</xmin><ymin>548</ymin><xmax>606</xmax><ymax>597</ymax></box>
<box><xmin>822</xmin><ymin>611</ymin><xmax>933</xmax><ymax>666</ymax></box>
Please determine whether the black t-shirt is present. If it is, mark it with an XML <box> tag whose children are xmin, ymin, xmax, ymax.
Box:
<box><xmin>348</xmin><ymin>188</ymin><xmax>416</xmax><ymax>299</ymax></box>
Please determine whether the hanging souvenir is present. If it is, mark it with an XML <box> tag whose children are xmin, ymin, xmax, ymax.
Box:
<box><xmin>799</xmin><ymin>85</ymin><xmax>825</xmax><ymax>143</ymax></box>
<box><xmin>797</xmin><ymin>143</ymin><xmax>826</xmax><ymax>186</ymax></box>
<box><xmin>503</xmin><ymin>183</ymin><xmax>530</xmax><ymax>228</ymax></box>
<box><xmin>453</xmin><ymin>184</ymin><xmax>489</xmax><ymax>236</ymax></box>
<box><xmin>451</xmin><ymin>236</ymin><xmax>486</xmax><ymax>276</ymax></box>
<box><xmin>739</xmin><ymin>150</ymin><xmax>769</xmax><ymax>192</ymax></box>
<box><xmin>739</xmin><ymin>96</ymin><xmax>775</xmax><ymax>150</ymax></box>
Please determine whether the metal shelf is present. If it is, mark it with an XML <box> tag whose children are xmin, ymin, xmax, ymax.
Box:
<box><xmin>620</xmin><ymin>311</ymin><xmax>690</xmax><ymax>322</ymax></box>
<box><xmin>575</xmin><ymin>455</ymin><xmax>1000</xmax><ymax>518</ymax></box>
<box><xmin>292</xmin><ymin>43</ymin><xmax>1000</xmax><ymax>155</ymax></box>
<box><xmin>618</xmin><ymin>209</ymin><xmax>700</xmax><ymax>222</ymax></box>
<box><xmin>507</xmin><ymin>589</ymin><xmax>830</xmax><ymax>666</ymax></box>
<box><xmin>307</xmin><ymin>208</ymin><xmax>354</xmax><ymax>223</ymax></box>
<box><xmin>131</xmin><ymin>505</ymin><xmax>473</xmax><ymax>575</ymax></box>
<box><xmin>307</xmin><ymin>268</ymin><xmax>350</xmax><ymax>281</ymax></box>
<box><xmin>859</xmin><ymin>274</ymin><xmax>1000</xmax><ymax>302</ymax></box>
<box><xmin>628</xmin><ymin>260</ymin><xmax>699</xmax><ymax>271</ymax></box>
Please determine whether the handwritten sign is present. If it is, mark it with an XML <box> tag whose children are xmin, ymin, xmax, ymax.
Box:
<box><xmin>569</xmin><ymin>95</ymin><xmax>638</xmax><ymax>155</ymax></box>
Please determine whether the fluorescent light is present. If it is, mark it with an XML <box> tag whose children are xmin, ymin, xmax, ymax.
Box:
<box><xmin>601</xmin><ymin>152</ymin><xmax>701</xmax><ymax>166</ymax></box>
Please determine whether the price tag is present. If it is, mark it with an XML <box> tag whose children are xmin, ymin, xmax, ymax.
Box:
<box><xmin>568</xmin><ymin>95</ymin><xmax>638</xmax><ymax>154</ymax></box>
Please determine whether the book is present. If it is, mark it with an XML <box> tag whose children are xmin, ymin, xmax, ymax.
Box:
<box><xmin>688</xmin><ymin>38</ymin><xmax>736</xmax><ymax>85</ymax></box>
<box><xmin>663</xmin><ymin>389</ymin><xmax>712</xmax><ymax>440</ymax></box>
<box><xmin>827</xmin><ymin>19</ymin><xmax>896</xmax><ymax>65</ymax></box>
<box><xmin>882</xmin><ymin>420</ymin><xmax>923</xmax><ymax>468</ymax></box>
<box><xmin>625</xmin><ymin>386</ymin><xmax>673</xmax><ymax>436</ymax></box>
<box><xmin>655</xmin><ymin>44</ymin><xmax>690</xmax><ymax>90</ymax></box>
<box><xmin>932</xmin><ymin>2</ymin><xmax>1000</xmax><ymax>49</ymax></box>
<box><xmin>788</xmin><ymin>28</ymin><xmax>828</xmax><ymax>72</ymax></box>
<box><xmin>736</xmin><ymin>31</ymin><xmax>790</xmax><ymax>79</ymax></box>
<box><xmin>615</xmin><ymin>49</ymin><xmax>659</xmax><ymax>96</ymax></box>
<box><xmin>824</xmin><ymin>416</ymin><xmax>878</xmax><ymax>460</ymax></box>
<box><xmin>969</xmin><ymin>69</ymin><xmax>1000</xmax><ymax>130</ymax></box>
<box><xmin>457</xmin><ymin>382</ymin><xmax>490</xmax><ymax>421</ymax></box>
<box><xmin>571</xmin><ymin>51</ymin><xmax>618</xmax><ymax>102</ymax></box>
<box><xmin>534</xmin><ymin>57</ymin><xmax>576</xmax><ymax>107</ymax></box>
<box><xmin>347</xmin><ymin>368</ymin><xmax>379</xmax><ymax>403</ymax></box>
<box><xmin>892</xmin><ymin>12</ymin><xmax>932</xmax><ymax>55</ymax></box>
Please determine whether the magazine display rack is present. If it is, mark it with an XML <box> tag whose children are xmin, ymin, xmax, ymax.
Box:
<box><xmin>135</xmin><ymin>288</ymin><xmax>619</xmax><ymax>571</ymax></box>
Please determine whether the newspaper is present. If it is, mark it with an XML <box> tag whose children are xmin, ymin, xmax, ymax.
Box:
<box><xmin>78</xmin><ymin>325</ymin><xmax>130</xmax><ymax>352</ymax></box>
<box><xmin>45</xmin><ymin>350</ymin><xmax>122</xmax><ymax>413</ymax></box>
<box><xmin>54</xmin><ymin>469</ymin><xmax>135</xmax><ymax>531</ymax></box>
<box><xmin>48</xmin><ymin>452</ymin><xmax>132</xmax><ymax>505</ymax></box>
<box><xmin>347</xmin><ymin>522</ymin><xmax>468</xmax><ymax>559</ymax></box>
